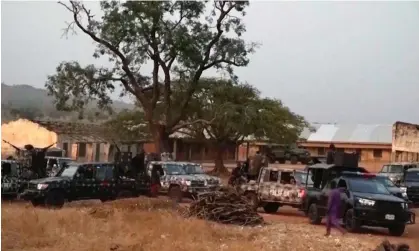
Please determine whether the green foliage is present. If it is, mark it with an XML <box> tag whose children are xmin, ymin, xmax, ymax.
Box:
<box><xmin>46</xmin><ymin>0</ymin><xmax>258</xmax><ymax>135</ymax></box>
<box><xmin>186</xmin><ymin>78</ymin><xmax>308</xmax><ymax>144</ymax></box>
<box><xmin>102</xmin><ymin>109</ymin><xmax>151</xmax><ymax>141</ymax></box>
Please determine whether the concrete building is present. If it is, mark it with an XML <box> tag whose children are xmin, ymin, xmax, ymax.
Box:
<box><xmin>1</xmin><ymin>119</ymin><xmax>237</xmax><ymax>163</ymax></box>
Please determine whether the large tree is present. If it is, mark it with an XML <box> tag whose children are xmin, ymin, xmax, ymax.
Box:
<box><xmin>45</xmin><ymin>0</ymin><xmax>257</xmax><ymax>153</ymax></box>
<box><xmin>186</xmin><ymin>79</ymin><xmax>307</xmax><ymax>173</ymax></box>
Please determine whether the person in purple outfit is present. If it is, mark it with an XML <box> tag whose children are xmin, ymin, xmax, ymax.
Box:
<box><xmin>325</xmin><ymin>180</ymin><xmax>347</xmax><ymax>236</ymax></box>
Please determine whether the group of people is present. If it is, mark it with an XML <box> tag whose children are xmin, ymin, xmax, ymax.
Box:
<box><xmin>229</xmin><ymin>151</ymin><xmax>269</xmax><ymax>185</ymax></box>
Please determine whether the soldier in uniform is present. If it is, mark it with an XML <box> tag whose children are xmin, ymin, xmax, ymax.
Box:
<box><xmin>150</xmin><ymin>163</ymin><xmax>164</xmax><ymax>197</ymax></box>
<box><xmin>248</xmin><ymin>151</ymin><xmax>263</xmax><ymax>180</ymax></box>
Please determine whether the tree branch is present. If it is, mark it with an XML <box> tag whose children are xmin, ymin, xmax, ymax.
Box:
<box><xmin>168</xmin><ymin>2</ymin><xmax>237</xmax><ymax>129</ymax></box>
<box><xmin>59</xmin><ymin>1</ymin><xmax>150</xmax><ymax>112</ymax></box>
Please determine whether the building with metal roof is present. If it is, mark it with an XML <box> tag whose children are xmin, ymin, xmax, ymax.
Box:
<box><xmin>299</xmin><ymin>124</ymin><xmax>394</xmax><ymax>167</ymax></box>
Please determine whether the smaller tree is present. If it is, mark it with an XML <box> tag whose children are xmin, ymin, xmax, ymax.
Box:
<box><xmin>102</xmin><ymin>109</ymin><xmax>151</xmax><ymax>142</ymax></box>
<box><xmin>185</xmin><ymin>79</ymin><xmax>307</xmax><ymax>173</ymax></box>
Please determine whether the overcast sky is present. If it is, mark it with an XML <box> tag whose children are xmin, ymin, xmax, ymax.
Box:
<box><xmin>2</xmin><ymin>1</ymin><xmax>419</xmax><ymax>124</ymax></box>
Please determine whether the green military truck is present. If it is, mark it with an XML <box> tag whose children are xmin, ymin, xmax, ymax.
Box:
<box><xmin>265</xmin><ymin>144</ymin><xmax>311</xmax><ymax>164</ymax></box>
<box><xmin>19</xmin><ymin>162</ymin><xmax>142</xmax><ymax>208</ymax></box>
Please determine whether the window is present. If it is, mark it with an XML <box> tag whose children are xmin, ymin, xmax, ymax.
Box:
<box><xmin>355</xmin><ymin>149</ymin><xmax>362</xmax><ymax>160</ymax></box>
<box><xmin>381</xmin><ymin>165</ymin><xmax>389</xmax><ymax>173</ymax></box>
<box><xmin>78</xmin><ymin>143</ymin><xmax>86</xmax><ymax>157</ymax></box>
<box><xmin>373</xmin><ymin>149</ymin><xmax>382</xmax><ymax>159</ymax></box>
<box><xmin>279</xmin><ymin>171</ymin><xmax>292</xmax><ymax>184</ymax></box>
<box><xmin>95</xmin><ymin>143</ymin><xmax>101</xmax><ymax>162</ymax></box>
<box><xmin>269</xmin><ymin>171</ymin><xmax>279</xmax><ymax>182</ymax></box>
<box><xmin>95</xmin><ymin>164</ymin><xmax>114</xmax><ymax>181</ymax></box>
<box><xmin>317</xmin><ymin>148</ymin><xmax>325</xmax><ymax>156</ymax></box>
<box><xmin>63</xmin><ymin>142</ymin><xmax>69</xmax><ymax>157</ymax></box>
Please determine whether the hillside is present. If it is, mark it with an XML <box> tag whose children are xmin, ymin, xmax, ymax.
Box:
<box><xmin>1</xmin><ymin>83</ymin><xmax>134</xmax><ymax>123</ymax></box>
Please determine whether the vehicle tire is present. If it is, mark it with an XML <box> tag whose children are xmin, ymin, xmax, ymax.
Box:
<box><xmin>290</xmin><ymin>156</ymin><xmax>298</xmax><ymax>165</ymax></box>
<box><xmin>245</xmin><ymin>192</ymin><xmax>259</xmax><ymax>211</ymax></box>
<box><xmin>278</xmin><ymin>158</ymin><xmax>286</xmax><ymax>164</ymax></box>
<box><xmin>308</xmin><ymin>203</ymin><xmax>322</xmax><ymax>224</ymax></box>
<box><xmin>344</xmin><ymin>208</ymin><xmax>360</xmax><ymax>233</ymax></box>
<box><xmin>263</xmin><ymin>202</ymin><xmax>280</xmax><ymax>214</ymax></box>
<box><xmin>31</xmin><ymin>198</ymin><xmax>45</xmax><ymax>207</ymax></box>
<box><xmin>117</xmin><ymin>190</ymin><xmax>133</xmax><ymax>199</ymax></box>
<box><xmin>388</xmin><ymin>224</ymin><xmax>405</xmax><ymax>236</ymax></box>
<box><xmin>44</xmin><ymin>190</ymin><xmax>65</xmax><ymax>209</ymax></box>
<box><xmin>168</xmin><ymin>186</ymin><xmax>183</xmax><ymax>203</ymax></box>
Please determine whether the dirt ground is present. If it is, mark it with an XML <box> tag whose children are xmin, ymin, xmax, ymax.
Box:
<box><xmin>1</xmin><ymin>198</ymin><xmax>417</xmax><ymax>251</ymax></box>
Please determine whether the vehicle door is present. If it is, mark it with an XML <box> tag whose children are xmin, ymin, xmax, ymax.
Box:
<box><xmin>95</xmin><ymin>163</ymin><xmax>116</xmax><ymax>199</ymax></box>
<box><xmin>73</xmin><ymin>164</ymin><xmax>96</xmax><ymax>199</ymax></box>
<box><xmin>257</xmin><ymin>168</ymin><xmax>276</xmax><ymax>200</ymax></box>
<box><xmin>318</xmin><ymin>179</ymin><xmax>335</xmax><ymax>216</ymax></box>
<box><xmin>336</xmin><ymin>178</ymin><xmax>350</xmax><ymax>219</ymax></box>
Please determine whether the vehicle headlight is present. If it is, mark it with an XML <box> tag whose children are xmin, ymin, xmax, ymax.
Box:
<box><xmin>402</xmin><ymin>192</ymin><xmax>408</xmax><ymax>198</ymax></box>
<box><xmin>181</xmin><ymin>180</ymin><xmax>191</xmax><ymax>186</ymax></box>
<box><xmin>358</xmin><ymin>198</ymin><xmax>375</xmax><ymax>206</ymax></box>
<box><xmin>400</xmin><ymin>187</ymin><xmax>407</xmax><ymax>192</ymax></box>
<box><xmin>401</xmin><ymin>203</ymin><xmax>408</xmax><ymax>210</ymax></box>
<box><xmin>37</xmin><ymin>184</ymin><xmax>48</xmax><ymax>190</ymax></box>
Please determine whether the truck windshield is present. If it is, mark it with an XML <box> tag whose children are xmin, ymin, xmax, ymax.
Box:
<box><xmin>349</xmin><ymin>178</ymin><xmax>391</xmax><ymax>195</ymax></box>
<box><xmin>376</xmin><ymin>176</ymin><xmax>396</xmax><ymax>187</ymax></box>
<box><xmin>183</xmin><ymin>164</ymin><xmax>204</xmax><ymax>174</ymax></box>
<box><xmin>388</xmin><ymin>165</ymin><xmax>404</xmax><ymax>173</ymax></box>
<box><xmin>405</xmin><ymin>171</ymin><xmax>419</xmax><ymax>182</ymax></box>
<box><xmin>59</xmin><ymin>165</ymin><xmax>79</xmax><ymax>177</ymax></box>
<box><xmin>164</xmin><ymin>164</ymin><xmax>186</xmax><ymax>175</ymax></box>
<box><xmin>294</xmin><ymin>172</ymin><xmax>314</xmax><ymax>186</ymax></box>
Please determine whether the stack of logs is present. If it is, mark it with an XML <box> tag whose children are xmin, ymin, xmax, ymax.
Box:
<box><xmin>184</xmin><ymin>188</ymin><xmax>264</xmax><ymax>226</ymax></box>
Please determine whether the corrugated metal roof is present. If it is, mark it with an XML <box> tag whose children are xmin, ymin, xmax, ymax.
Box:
<box><xmin>306</xmin><ymin>124</ymin><xmax>392</xmax><ymax>144</ymax></box>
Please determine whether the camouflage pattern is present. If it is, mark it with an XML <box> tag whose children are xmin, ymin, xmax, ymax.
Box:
<box><xmin>239</xmin><ymin>167</ymin><xmax>304</xmax><ymax>205</ymax></box>
<box><xmin>19</xmin><ymin>162</ymin><xmax>139</xmax><ymax>203</ymax></box>
<box><xmin>147</xmin><ymin>161</ymin><xmax>221</xmax><ymax>194</ymax></box>
<box><xmin>1</xmin><ymin>160</ymin><xmax>29</xmax><ymax>196</ymax></box>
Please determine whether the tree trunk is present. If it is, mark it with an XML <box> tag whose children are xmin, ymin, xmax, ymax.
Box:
<box><xmin>213</xmin><ymin>144</ymin><xmax>229</xmax><ymax>175</ymax></box>
<box><xmin>151</xmin><ymin>124</ymin><xmax>171</xmax><ymax>154</ymax></box>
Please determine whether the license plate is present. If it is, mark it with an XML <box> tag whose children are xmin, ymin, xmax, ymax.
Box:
<box><xmin>385</xmin><ymin>214</ymin><xmax>395</xmax><ymax>220</ymax></box>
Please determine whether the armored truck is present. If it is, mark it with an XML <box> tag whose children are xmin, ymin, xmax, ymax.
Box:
<box><xmin>238</xmin><ymin>167</ymin><xmax>308</xmax><ymax>213</ymax></box>
<box><xmin>146</xmin><ymin>161</ymin><xmax>221</xmax><ymax>202</ymax></box>
<box><xmin>19</xmin><ymin>162</ymin><xmax>140</xmax><ymax>208</ymax></box>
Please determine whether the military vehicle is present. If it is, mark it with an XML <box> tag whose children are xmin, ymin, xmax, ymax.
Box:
<box><xmin>306</xmin><ymin>171</ymin><xmax>415</xmax><ymax>236</ymax></box>
<box><xmin>19</xmin><ymin>162</ymin><xmax>141</xmax><ymax>208</ymax></box>
<box><xmin>265</xmin><ymin>144</ymin><xmax>311</xmax><ymax>164</ymax></box>
<box><xmin>378</xmin><ymin>162</ymin><xmax>418</xmax><ymax>186</ymax></box>
<box><xmin>146</xmin><ymin>161</ymin><xmax>222</xmax><ymax>202</ymax></box>
<box><xmin>238</xmin><ymin>167</ymin><xmax>308</xmax><ymax>213</ymax></box>
<box><xmin>302</xmin><ymin>152</ymin><xmax>415</xmax><ymax>236</ymax></box>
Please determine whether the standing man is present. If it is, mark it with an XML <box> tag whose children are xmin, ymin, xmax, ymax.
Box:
<box><xmin>248</xmin><ymin>151</ymin><xmax>263</xmax><ymax>180</ymax></box>
<box><xmin>326</xmin><ymin>143</ymin><xmax>336</xmax><ymax>164</ymax></box>
<box><xmin>150</xmin><ymin>163</ymin><xmax>164</xmax><ymax>197</ymax></box>
<box><xmin>325</xmin><ymin>180</ymin><xmax>346</xmax><ymax>236</ymax></box>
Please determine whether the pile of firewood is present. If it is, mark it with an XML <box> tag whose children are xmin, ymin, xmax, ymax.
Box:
<box><xmin>184</xmin><ymin>188</ymin><xmax>264</xmax><ymax>226</ymax></box>
<box><xmin>373</xmin><ymin>240</ymin><xmax>410</xmax><ymax>251</ymax></box>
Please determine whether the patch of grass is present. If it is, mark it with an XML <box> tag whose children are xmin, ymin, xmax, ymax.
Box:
<box><xmin>2</xmin><ymin>198</ymin><xmax>380</xmax><ymax>251</ymax></box>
